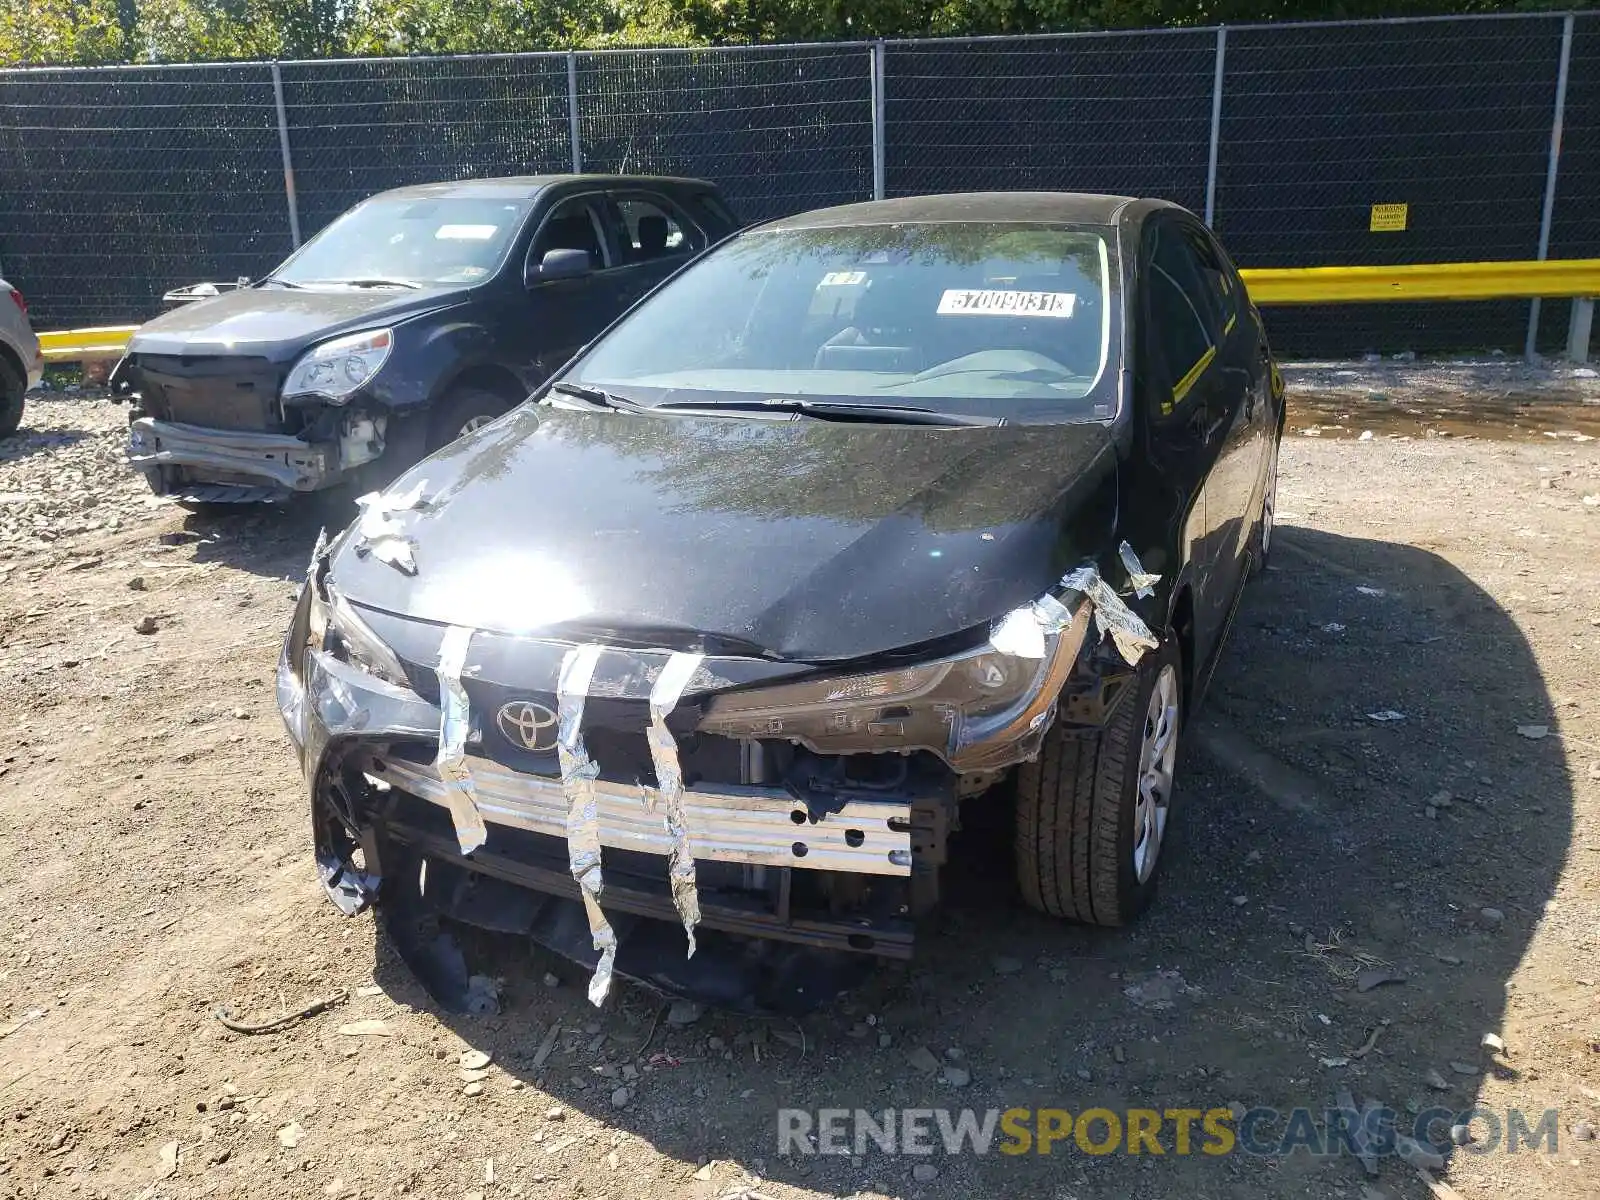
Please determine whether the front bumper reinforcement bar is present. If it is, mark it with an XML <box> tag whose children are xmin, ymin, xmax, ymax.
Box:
<box><xmin>366</xmin><ymin>755</ymin><xmax>913</xmax><ymax>878</ymax></box>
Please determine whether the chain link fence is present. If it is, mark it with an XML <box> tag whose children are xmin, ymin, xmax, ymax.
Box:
<box><xmin>0</xmin><ymin>12</ymin><xmax>1596</xmax><ymax>357</ymax></box>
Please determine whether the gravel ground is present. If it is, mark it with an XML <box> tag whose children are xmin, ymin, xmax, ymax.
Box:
<box><xmin>1</xmin><ymin>381</ymin><xmax>1598</xmax><ymax>1200</ymax></box>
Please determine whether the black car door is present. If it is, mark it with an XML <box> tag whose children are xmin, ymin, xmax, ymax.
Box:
<box><xmin>1140</xmin><ymin>215</ymin><xmax>1237</xmax><ymax>664</ymax></box>
<box><xmin>518</xmin><ymin>191</ymin><xmax>621</xmax><ymax>382</ymax></box>
<box><xmin>1183</xmin><ymin>220</ymin><xmax>1270</xmax><ymax>584</ymax></box>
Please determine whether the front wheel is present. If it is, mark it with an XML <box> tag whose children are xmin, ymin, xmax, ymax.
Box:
<box><xmin>1014</xmin><ymin>636</ymin><xmax>1183</xmax><ymax>925</ymax></box>
<box><xmin>427</xmin><ymin>387</ymin><xmax>512</xmax><ymax>452</ymax></box>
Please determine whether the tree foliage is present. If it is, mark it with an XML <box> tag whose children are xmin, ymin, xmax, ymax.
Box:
<box><xmin>0</xmin><ymin>0</ymin><xmax>1590</xmax><ymax>66</ymax></box>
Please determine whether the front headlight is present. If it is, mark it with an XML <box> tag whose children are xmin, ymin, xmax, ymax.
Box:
<box><xmin>282</xmin><ymin>328</ymin><xmax>393</xmax><ymax>403</ymax></box>
<box><xmin>698</xmin><ymin>597</ymin><xmax>1091</xmax><ymax>772</ymax></box>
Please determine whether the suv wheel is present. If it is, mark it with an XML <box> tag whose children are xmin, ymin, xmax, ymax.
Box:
<box><xmin>1014</xmin><ymin>635</ymin><xmax>1183</xmax><ymax>925</ymax></box>
<box><xmin>0</xmin><ymin>358</ymin><xmax>24</xmax><ymax>438</ymax></box>
<box><xmin>428</xmin><ymin>387</ymin><xmax>511</xmax><ymax>451</ymax></box>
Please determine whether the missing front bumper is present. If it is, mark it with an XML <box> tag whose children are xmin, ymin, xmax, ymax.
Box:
<box><xmin>129</xmin><ymin>416</ymin><xmax>339</xmax><ymax>495</ymax></box>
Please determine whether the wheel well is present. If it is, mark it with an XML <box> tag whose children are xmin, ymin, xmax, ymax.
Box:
<box><xmin>444</xmin><ymin>364</ymin><xmax>527</xmax><ymax>410</ymax></box>
<box><xmin>1169</xmin><ymin>583</ymin><xmax>1195</xmax><ymax>714</ymax></box>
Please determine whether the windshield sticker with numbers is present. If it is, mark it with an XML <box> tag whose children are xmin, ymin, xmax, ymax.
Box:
<box><xmin>936</xmin><ymin>289</ymin><xmax>1076</xmax><ymax>318</ymax></box>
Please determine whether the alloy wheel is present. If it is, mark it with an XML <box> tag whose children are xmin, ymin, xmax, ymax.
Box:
<box><xmin>1133</xmin><ymin>663</ymin><xmax>1180</xmax><ymax>884</ymax></box>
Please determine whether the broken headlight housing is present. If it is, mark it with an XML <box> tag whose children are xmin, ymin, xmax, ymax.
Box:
<box><xmin>282</xmin><ymin>564</ymin><xmax>408</xmax><ymax>689</ymax></box>
<box><xmin>697</xmin><ymin>595</ymin><xmax>1092</xmax><ymax>772</ymax></box>
<box><xmin>282</xmin><ymin>328</ymin><xmax>393</xmax><ymax>403</ymax></box>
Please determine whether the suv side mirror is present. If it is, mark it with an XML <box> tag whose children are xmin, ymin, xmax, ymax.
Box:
<box><xmin>527</xmin><ymin>248</ymin><xmax>592</xmax><ymax>286</ymax></box>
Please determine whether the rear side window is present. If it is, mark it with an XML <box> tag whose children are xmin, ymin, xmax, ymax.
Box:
<box><xmin>612</xmin><ymin>195</ymin><xmax>705</xmax><ymax>265</ymax></box>
<box><xmin>1183</xmin><ymin>226</ymin><xmax>1239</xmax><ymax>336</ymax></box>
<box><xmin>1146</xmin><ymin>223</ymin><xmax>1221</xmax><ymax>413</ymax></box>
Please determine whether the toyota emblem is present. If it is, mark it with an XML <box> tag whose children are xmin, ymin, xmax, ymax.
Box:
<box><xmin>496</xmin><ymin>700</ymin><xmax>559</xmax><ymax>753</ymax></box>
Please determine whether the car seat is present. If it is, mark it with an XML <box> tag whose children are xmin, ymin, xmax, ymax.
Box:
<box><xmin>636</xmin><ymin>215</ymin><xmax>670</xmax><ymax>261</ymax></box>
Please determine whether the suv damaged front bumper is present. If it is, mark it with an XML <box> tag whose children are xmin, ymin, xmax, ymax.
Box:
<box><xmin>278</xmin><ymin>536</ymin><xmax>1154</xmax><ymax>1012</ymax></box>
<box><xmin>129</xmin><ymin>417</ymin><xmax>340</xmax><ymax>496</ymax></box>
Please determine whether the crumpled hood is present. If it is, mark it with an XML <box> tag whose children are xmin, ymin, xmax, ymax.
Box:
<box><xmin>128</xmin><ymin>285</ymin><xmax>461</xmax><ymax>361</ymax></box>
<box><xmin>331</xmin><ymin>406</ymin><xmax>1117</xmax><ymax>662</ymax></box>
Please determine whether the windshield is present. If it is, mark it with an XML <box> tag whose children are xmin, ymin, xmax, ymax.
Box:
<box><xmin>272</xmin><ymin>196</ymin><xmax>530</xmax><ymax>287</ymax></box>
<box><xmin>569</xmin><ymin>221</ymin><xmax>1118</xmax><ymax>421</ymax></box>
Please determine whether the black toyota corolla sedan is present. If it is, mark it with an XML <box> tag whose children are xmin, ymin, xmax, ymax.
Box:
<box><xmin>277</xmin><ymin>192</ymin><xmax>1283</xmax><ymax>1012</ymax></box>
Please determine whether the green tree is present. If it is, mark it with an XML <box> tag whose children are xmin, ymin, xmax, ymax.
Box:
<box><xmin>0</xmin><ymin>0</ymin><xmax>125</xmax><ymax>65</ymax></box>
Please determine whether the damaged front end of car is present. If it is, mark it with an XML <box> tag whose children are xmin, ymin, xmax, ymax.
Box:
<box><xmin>113</xmin><ymin>329</ymin><xmax>400</xmax><ymax>504</ymax></box>
<box><xmin>277</xmin><ymin>510</ymin><xmax>1158</xmax><ymax>1013</ymax></box>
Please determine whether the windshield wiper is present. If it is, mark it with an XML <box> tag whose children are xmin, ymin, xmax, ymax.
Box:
<box><xmin>257</xmin><ymin>277</ymin><xmax>303</xmax><ymax>289</ymax></box>
<box><xmin>655</xmin><ymin>398</ymin><xmax>1007</xmax><ymax>427</ymax></box>
<box><xmin>548</xmin><ymin>382</ymin><xmax>652</xmax><ymax>414</ymax></box>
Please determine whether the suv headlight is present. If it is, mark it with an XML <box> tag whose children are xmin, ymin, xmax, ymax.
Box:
<box><xmin>282</xmin><ymin>329</ymin><xmax>393</xmax><ymax>403</ymax></box>
<box><xmin>698</xmin><ymin>597</ymin><xmax>1092</xmax><ymax>771</ymax></box>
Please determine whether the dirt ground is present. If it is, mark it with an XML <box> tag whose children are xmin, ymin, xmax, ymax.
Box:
<box><xmin>1</xmin><ymin>380</ymin><xmax>1598</xmax><ymax>1200</ymax></box>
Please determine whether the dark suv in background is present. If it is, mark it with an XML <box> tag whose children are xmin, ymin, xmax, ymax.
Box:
<box><xmin>109</xmin><ymin>175</ymin><xmax>738</xmax><ymax>503</ymax></box>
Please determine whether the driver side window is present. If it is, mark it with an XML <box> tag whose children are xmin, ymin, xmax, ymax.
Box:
<box><xmin>528</xmin><ymin>196</ymin><xmax>610</xmax><ymax>275</ymax></box>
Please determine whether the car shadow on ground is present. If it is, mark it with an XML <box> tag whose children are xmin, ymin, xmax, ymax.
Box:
<box><xmin>0</xmin><ymin>423</ymin><xmax>89</xmax><ymax>464</ymax></box>
<box><xmin>357</xmin><ymin>527</ymin><xmax>1567</xmax><ymax>1199</ymax></box>
<box><xmin>178</xmin><ymin>499</ymin><xmax>340</xmax><ymax>582</ymax></box>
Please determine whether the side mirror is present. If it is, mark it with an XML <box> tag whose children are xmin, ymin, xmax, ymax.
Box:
<box><xmin>527</xmin><ymin>248</ymin><xmax>592</xmax><ymax>286</ymax></box>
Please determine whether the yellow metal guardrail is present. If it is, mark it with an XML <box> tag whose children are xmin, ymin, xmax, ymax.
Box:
<box><xmin>35</xmin><ymin>258</ymin><xmax>1600</xmax><ymax>366</ymax></box>
<box><xmin>39</xmin><ymin>325</ymin><xmax>138</xmax><ymax>364</ymax></box>
<box><xmin>1238</xmin><ymin>258</ymin><xmax>1600</xmax><ymax>304</ymax></box>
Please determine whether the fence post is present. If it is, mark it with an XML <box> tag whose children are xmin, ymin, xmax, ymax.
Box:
<box><xmin>269</xmin><ymin>62</ymin><xmax>302</xmax><ymax>249</ymax></box>
<box><xmin>1204</xmin><ymin>26</ymin><xmax>1227</xmax><ymax>228</ymax></box>
<box><xmin>567</xmin><ymin>52</ymin><xmax>583</xmax><ymax>174</ymax></box>
<box><xmin>871</xmin><ymin>42</ymin><xmax>886</xmax><ymax>201</ymax></box>
<box><xmin>1526</xmin><ymin>13</ymin><xmax>1574</xmax><ymax>361</ymax></box>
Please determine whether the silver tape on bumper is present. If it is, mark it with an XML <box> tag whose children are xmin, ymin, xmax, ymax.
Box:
<box><xmin>556</xmin><ymin>645</ymin><xmax>615</xmax><ymax>1006</ymax></box>
<box><xmin>644</xmin><ymin>651</ymin><xmax>707</xmax><ymax>956</ymax></box>
<box><xmin>365</xmin><ymin>756</ymin><xmax>914</xmax><ymax>877</ymax></box>
<box><xmin>434</xmin><ymin>626</ymin><xmax>488</xmax><ymax>856</ymax></box>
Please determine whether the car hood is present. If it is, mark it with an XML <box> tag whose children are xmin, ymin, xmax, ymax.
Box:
<box><xmin>331</xmin><ymin>406</ymin><xmax>1118</xmax><ymax>663</ymax></box>
<box><xmin>128</xmin><ymin>285</ymin><xmax>462</xmax><ymax>362</ymax></box>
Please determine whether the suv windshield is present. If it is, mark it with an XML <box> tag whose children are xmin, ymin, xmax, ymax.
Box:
<box><xmin>570</xmin><ymin>221</ymin><xmax>1117</xmax><ymax>421</ymax></box>
<box><xmin>273</xmin><ymin>196</ymin><xmax>530</xmax><ymax>288</ymax></box>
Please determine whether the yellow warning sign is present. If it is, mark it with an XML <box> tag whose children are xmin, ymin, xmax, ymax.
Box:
<box><xmin>1370</xmin><ymin>203</ymin><xmax>1408</xmax><ymax>233</ymax></box>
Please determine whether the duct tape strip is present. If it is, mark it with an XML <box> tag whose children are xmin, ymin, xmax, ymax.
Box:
<box><xmin>556</xmin><ymin>644</ymin><xmax>615</xmax><ymax>1006</ymax></box>
<box><xmin>645</xmin><ymin>651</ymin><xmax>707</xmax><ymax>958</ymax></box>
<box><xmin>353</xmin><ymin>478</ymin><xmax>428</xmax><ymax>576</ymax></box>
<box><xmin>1060</xmin><ymin>565</ymin><xmax>1159</xmax><ymax>666</ymax></box>
<box><xmin>1118</xmin><ymin>540</ymin><xmax>1161</xmax><ymax>600</ymax></box>
<box><xmin>434</xmin><ymin>625</ymin><xmax>488</xmax><ymax>856</ymax></box>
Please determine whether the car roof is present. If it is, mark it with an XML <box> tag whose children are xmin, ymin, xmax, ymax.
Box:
<box><xmin>758</xmin><ymin>192</ymin><xmax>1165</xmax><ymax>231</ymax></box>
<box><xmin>369</xmin><ymin>174</ymin><xmax>719</xmax><ymax>202</ymax></box>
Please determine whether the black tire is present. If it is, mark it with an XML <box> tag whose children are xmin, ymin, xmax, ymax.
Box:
<box><xmin>0</xmin><ymin>358</ymin><xmax>24</xmax><ymax>438</ymax></box>
<box><xmin>1014</xmin><ymin>635</ymin><xmax>1184</xmax><ymax>926</ymax></box>
<box><xmin>427</xmin><ymin>387</ymin><xmax>512</xmax><ymax>453</ymax></box>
